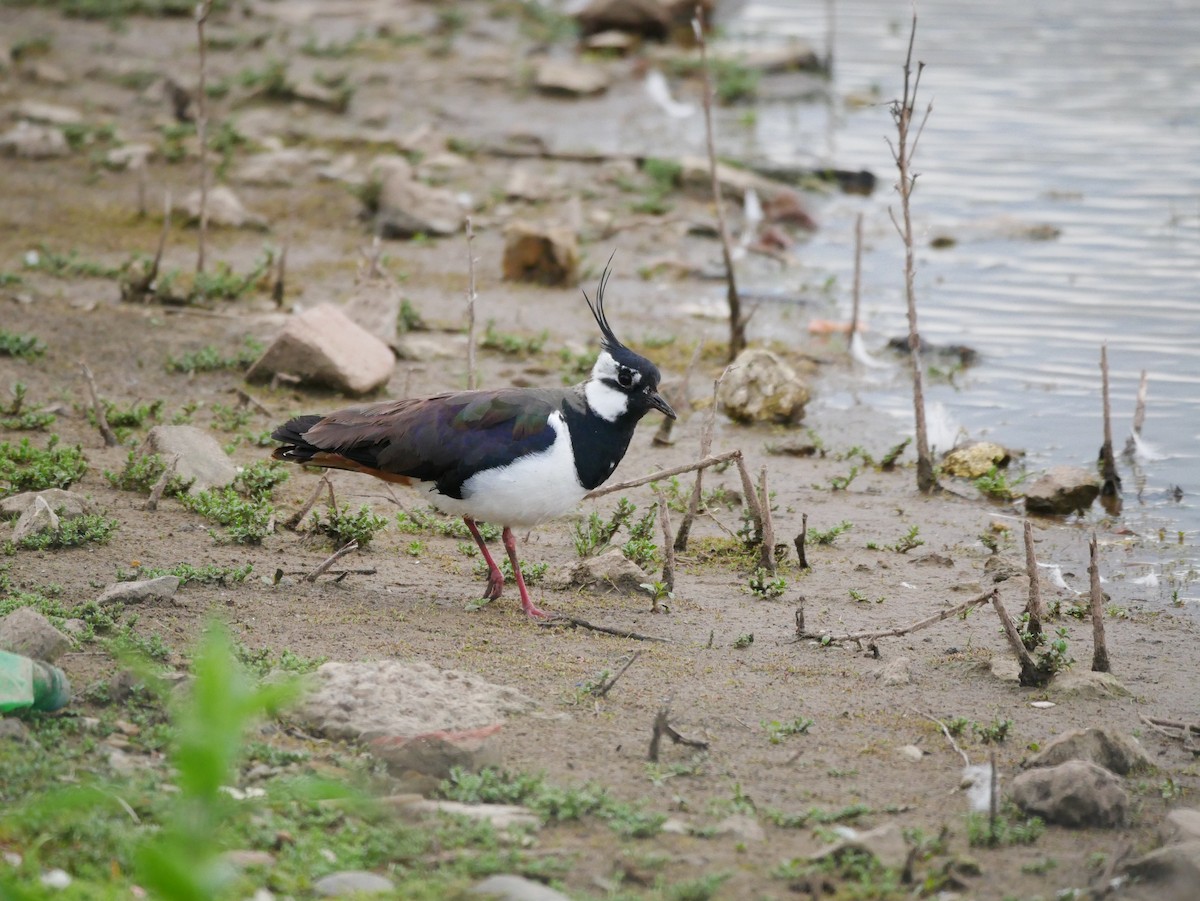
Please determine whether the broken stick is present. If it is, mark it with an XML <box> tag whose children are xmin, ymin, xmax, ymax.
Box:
<box><xmin>798</xmin><ymin>589</ymin><xmax>994</xmax><ymax>645</ymax></box>
<box><xmin>991</xmin><ymin>590</ymin><xmax>1051</xmax><ymax>687</ymax></box>
<box><xmin>542</xmin><ymin>616</ymin><xmax>667</xmax><ymax>643</ymax></box>
<box><xmin>1022</xmin><ymin>520</ymin><xmax>1043</xmax><ymax>645</ymax></box>
<box><xmin>1089</xmin><ymin>534</ymin><xmax>1111</xmax><ymax>673</ymax></box>
<box><xmin>649</xmin><ymin>702</ymin><xmax>710</xmax><ymax>762</ymax></box>
<box><xmin>587</xmin><ymin>449</ymin><xmax>745</xmax><ymax>500</ymax></box>
<box><xmin>794</xmin><ymin>512</ymin><xmax>810</xmax><ymax>570</ymax></box>
<box><xmin>757</xmin><ymin>465</ymin><xmax>776</xmax><ymax>573</ymax></box>
<box><xmin>654</xmin><ymin>487</ymin><xmax>676</xmax><ymax>602</ymax></box>
<box><xmin>306</xmin><ymin>539</ymin><xmax>359</xmax><ymax>582</ymax></box>
<box><xmin>79</xmin><ymin>361</ymin><xmax>119</xmax><ymax>447</ymax></box>
<box><xmin>1098</xmin><ymin>343</ymin><xmax>1121</xmax><ymax>496</ymax></box>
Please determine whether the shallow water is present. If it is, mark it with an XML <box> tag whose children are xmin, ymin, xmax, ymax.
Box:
<box><xmin>710</xmin><ymin>0</ymin><xmax>1200</xmax><ymax>601</ymax></box>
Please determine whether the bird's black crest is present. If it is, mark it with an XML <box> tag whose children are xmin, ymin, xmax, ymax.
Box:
<box><xmin>582</xmin><ymin>255</ymin><xmax>623</xmax><ymax>353</ymax></box>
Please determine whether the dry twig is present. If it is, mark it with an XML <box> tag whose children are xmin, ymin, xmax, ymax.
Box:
<box><xmin>757</xmin><ymin>465</ymin><xmax>776</xmax><ymax>574</ymax></box>
<box><xmin>595</xmin><ymin>650</ymin><xmax>643</xmax><ymax>699</ymax></box>
<box><xmin>1124</xmin><ymin>369</ymin><xmax>1149</xmax><ymax>457</ymax></box>
<box><xmin>144</xmin><ymin>454</ymin><xmax>180</xmax><ymax>512</ymax></box>
<box><xmin>1099</xmin><ymin>343</ymin><xmax>1121</xmax><ymax>496</ymax></box>
<box><xmin>542</xmin><ymin>616</ymin><xmax>667</xmax><ymax>643</ymax></box>
<box><xmin>649</xmin><ymin>701</ymin><xmax>709</xmax><ymax>762</ymax></box>
<box><xmin>674</xmin><ymin>371</ymin><xmax>723</xmax><ymax>552</ymax></box>
<box><xmin>1089</xmin><ymin>534</ymin><xmax>1111</xmax><ymax>673</ymax></box>
<box><xmin>654</xmin><ymin>487</ymin><xmax>676</xmax><ymax>601</ymax></box>
<box><xmin>692</xmin><ymin>10</ymin><xmax>745</xmax><ymax>360</ymax></box>
<box><xmin>194</xmin><ymin>0</ymin><xmax>215</xmax><ymax>274</ymax></box>
<box><xmin>465</xmin><ymin>216</ymin><xmax>479</xmax><ymax>390</ymax></box>
<box><xmin>991</xmin><ymin>590</ymin><xmax>1051</xmax><ymax>686</ymax></box>
<box><xmin>79</xmin><ymin>361</ymin><xmax>119</xmax><ymax>447</ymax></box>
<box><xmin>794</xmin><ymin>512</ymin><xmax>809</xmax><ymax>570</ymax></box>
<box><xmin>587</xmin><ymin>449</ymin><xmax>745</xmax><ymax>500</ymax></box>
<box><xmin>886</xmin><ymin>11</ymin><xmax>937</xmax><ymax>493</ymax></box>
<box><xmin>285</xmin><ymin>474</ymin><xmax>331</xmax><ymax>531</ymax></box>
<box><xmin>797</xmin><ymin>589</ymin><xmax>994</xmax><ymax>645</ymax></box>
<box><xmin>1022</xmin><ymin>520</ymin><xmax>1043</xmax><ymax>644</ymax></box>
<box><xmin>849</xmin><ymin>211</ymin><xmax>864</xmax><ymax>344</ymax></box>
<box><xmin>918</xmin><ymin>710</ymin><xmax>970</xmax><ymax>767</ymax></box>
<box><xmin>306</xmin><ymin>540</ymin><xmax>359</xmax><ymax>582</ymax></box>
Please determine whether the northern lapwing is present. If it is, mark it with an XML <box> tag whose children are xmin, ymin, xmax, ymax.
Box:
<box><xmin>271</xmin><ymin>265</ymin><xmax>676</xmax><ymax>617</ymax></box>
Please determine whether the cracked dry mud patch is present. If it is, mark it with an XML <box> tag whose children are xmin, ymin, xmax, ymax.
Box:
<box><xmin>2</xmin><ymin>4</ymin><xmax>1199</xmax><ymax>899</ymax></box>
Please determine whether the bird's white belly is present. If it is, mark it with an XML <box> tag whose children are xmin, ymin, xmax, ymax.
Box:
<box><xmin>418</xmin><ymin>412</ymin><xmax>586</xmax><ymax>527</ymax></box>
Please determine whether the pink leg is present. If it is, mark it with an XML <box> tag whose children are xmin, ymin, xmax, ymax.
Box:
<box><xmin>502</xmin><ymin>527</ymin><xmax>547</xmax><ymax>618</ymax></box>
<box><xmin>464</xmin><ymin>517</ymin><xmax>504</xmax><ymax>600</ymax></box>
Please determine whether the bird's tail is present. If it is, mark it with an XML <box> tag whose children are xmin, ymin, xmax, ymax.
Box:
<box><xmin>270</xmin><ymin>415</ymin><xmax>325</xmax><ymax>464</ymax></box>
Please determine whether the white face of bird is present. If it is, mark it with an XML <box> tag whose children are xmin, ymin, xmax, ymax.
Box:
<box><xmin>585</xmin><ymin>350</ymin><xmax>636</xmax><ymax>422</ymax></box>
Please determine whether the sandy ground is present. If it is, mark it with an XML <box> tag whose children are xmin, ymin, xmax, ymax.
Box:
<box><xmin>2</xmin><ymin>3</ymin><xmax>1198</xmax><ymax>898</ymax></box>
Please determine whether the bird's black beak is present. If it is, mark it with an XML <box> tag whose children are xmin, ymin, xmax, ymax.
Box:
<box><xmin>647</xmin><ymin>389</ymin><xmax>676</xmax><ymax>420</ymax></box>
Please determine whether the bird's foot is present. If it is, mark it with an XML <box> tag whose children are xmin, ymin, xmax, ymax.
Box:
<box><xmin>483</xmin><ymin>569</ymin><xmax>505</xmax><ymax>600</ymax></box>
<box><xmin>521</xmin><ymin>599</ymin><xmax>549</xmax><ymax>619</ymax></box>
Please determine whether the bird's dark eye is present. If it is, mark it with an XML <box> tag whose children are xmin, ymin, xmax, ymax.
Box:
<box><xmin>617</xmin><ymin>368</ymin><xmax>634</xmax><ymax>388</ymax></box>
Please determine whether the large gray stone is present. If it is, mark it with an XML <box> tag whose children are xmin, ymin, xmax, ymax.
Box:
<box><xmin>549</xmin><ymin>549</ymin><xmax>649</xmax><ymax>595</ymax></box>
<box><xmin>0</xmin><ymin>122</ymin><xmax>70</xmax><ymax>158</ymax></box>
<box><xmin>1024</xmin><ymin>466</ymin><xmax>1100</xmax><ymax>515</ymax></box>
<box><xmin>312</xmin><ymin>870</ymin><xmax>393</xmax><ymax>897</ymax></box>
<box><xmin>96</xmin><ymin>576</ymin><xmax>181</xmax><ymax>606</ymax></box>
<box><xmin>1011</xmin><ymin>759</ymin><xmax>1128</xmax><ymax>828</ymax></box>
<box><xmin>11</xmin><ymin>496</ymin><xmax>59</xmax><ymax>544</ymax></box>
<box><xmin>138</xmin><ymin>426</ymin><xmax>238</xmax><ymax>495</ymax></box>
<box><xmin>1024</xmin><ymin>727</ymin><xmax>1151</xmax><ymax>776</ymax></box>
<box><xmin>718</xmin><ymin>348</ymin><xmax>810</xmax><ymax>424</ymax></box>
<box><xmin>501</xmin><ymin>221</ymin><xmax>580</xmax><ymax>286</ymax></box>
<box><xmin>392</xmin><ymin>799</ymin><xmax>539</xmax><ymax>830</ymax></box>
<box><xmin>1</xmin><ymin>489</ymin><xmax>93</xmax><ymax>521</ymax></box>
<box><xmin>0</xmin><ymin>607</ymin><xmax>72</xmax><ymax>662</ymax></box>
<box><xmin>1047</xmin><ymin>670</ymin><xmax>1130</xmax><ymax>700</ymax></box>
<box><xmin>534</xmin><ymin>59</ymin><xmax>610</xmax><ymax>96</ymax></box>
<box><xmin>342</xmin><ymin>282</ymin><xmax>402</xmax><ymax>348</ymax></box>
<box><xmin>372</xmin><ymin>160</ymin><xmax>462</xmax><ymax>238</ymax></box>
<box><xmin>1161</xmin><ymin>808</ymin><xmax>1200</xmax><ymax>846</ymax></box>
<box><xmin>1123</xmin><ymin>841</ymin><xmax>1200</xmax><ymax>901</ymax></box>
<box><xmin>246</xmin><ymin>303</ymin><xmax>395</xmax><ymax>395</ymax></box>
<box><xmin>369</xmin><ymin>724</ymin><xmax>502</xmax><ymax>779</ymax></box>
<box><xmin>178</xmin><ymin>185</ymin><xmax>268</xmax><ymax>230</ymax></box>
<box><xmin>470</xmin><ymin>874</ymin><xmax>572</xmax><ymax>901</ymax></box>
<box><xmin>941</xmin><ymin>441</ymin><xmax>1012</xmax><ymax>479</ymax></box>
<box><xmin>295</xmin><ymin>661</ymin><xmax>535</xmax><ymax>744</ymax></box>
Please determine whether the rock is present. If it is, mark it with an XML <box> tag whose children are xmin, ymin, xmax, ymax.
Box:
<box><xmin>178</xmin><ymin>185</ymin><xmax>268</xmax><ymax>230</ymax></box>
<box><xmin>295</xmin><ymin>660</ymin><xmax>535</xmax><ymax>744</ymax></box>
<box><xmin>575</xmin><ymin>0</ymin><xmax>709</xmax><ymax>43</ymax></box>
<box><xmin>342</xmin><ymin>282</ymin><xmax>403</xmax><ymax>348</ymax></box>
<box><xmin>761</xmin><ymin>190</ymin><xmax>818</xmax><ymax>229</ymax></box>
<box><xmin>0</xmin><ymin>122</ymin><xmax>70</xmax><ymax>159</ymax></box>
<box><xmin>1024</xmin><ymin>728</ymin><xmax>1151</xmax><ymax>776</ymax></box>
<box><xmin>718</xmin><ymin>348</ymin><xmax>810</xmax><ymax>424</ymax></box>
<box><xmin>246</xmin><ymin>303</ymin><xmax>395</xmax><ymax>396</ymax></box>
<box><xmin>942</xmin><ymin>441</ymin><xmax>1012</xmax><ymax>479</ymax></box>
<box><xmin>1024</xmin><ymin>466</ymin><xmax>1100</xmax><ymax>515</ymax></box>
<box><xmin>372</xmin><ymin>162</ymin><xmax>462</xmax><ymax>238</ymax></box>
<box><xmin>1161</xmin><ymin>809</ymin><xmax>1200</xmax><ymax>845</ymax></box>
<box><xmin>679</xmin><ymin>156</ymin><xmax>796</xmax><ymax>204</ymax></box>
<box><xmin>714</xmin><ymin>42</ymin><xmax>822</xmax><ymax>74</ymax></box>
<box><xmin>713</xmin><ymin>813</ymin><xmax>765</xmax><ymax>842</ymax></box>
<box><xmin>812</xmin><ymin>823</ymin><xmax>909</xmax><ymax>871</ymax></box>
<box><xmin>549</xmin><ymin>549</ymin><xmax>648</xmax><ymax>595</ymax></box>
<box><xmin>1</xmin><ymin>489</ymin><xmax>89</xmax><ymax>521</ymax></box>
<box><xmin>138</xmin><ymin>425</ymin><xmax>238</xmax><ymax>494</ymax></box>
<box><xmin>1011</xmin><ymin>760</ymin><xmax>1128</xmax><ymax>827</ymax></box>
<box><xmin>881</xmin><ymin>656</ymin><xmax>912</xmax><ymax>686</ymax></box>
<box><xmin>1122</xmin><ymin>841</ymin><xmax>1200</xmax><ymax>901</ymax></box>
<box><xmin>232</xmin><ymin>148</ymin><xmax>317</xmax><ymax>186</ymax></box>
<box><xmin>109</xmin><ymin>668</ymin><xmax>148</xmax><ymax>703</ymax></box>
<box><xmin>470</xmin><ymin>874</ymin><xmax>572</xmax><ymax>901</ymax></box>
<box><xmin>391</xmin><ymin>799</ymin><xmax>539</xmax><ymax>830</ymax></box>
<box><xmin>534</xmin><ymin>59</ymin><xmax>610</xmax><ymax>96</ymax></box>
<box><xmin>501</xmin><ymin>221</ymin><xmax>580</xmax><ymax>286</ymax></box>
<box><xmin>0</xmin><ymin>719</ymin><xmax>30</xmax><ymax>742</ymax></box>
<box><xmin>897</xmin><ymin>744</ymin><xmax>925</xmax><ymax>762</ymax></box>
<box><xmin>11</xmin><ymin>496</ymin><xmax>59</xmax><ymax>544</ymax></box>
<box><xmin>395</xmin><ymin>332</ymin><xmax>469</xmax><ymax>362</ymax></box>
<box><xmin>12</xmin><ymin>100</ymin><xmax>84</xmax><ymax>126</ymax></box>
<box><xmin>370</xmin><ymin>724</ymin><xmax>503</xmax><ymax>779</ymax></box>
<box><xmin>1048</xmin><ymin>670</ymin><xmax>1130</xmax><ymax>700</ymax></box>
<box><xmin>312</xmin><ymin>870</ymin><xmax>394</xmax><ymax>897</ymax></box>
<box><xmin>582</xmin><ymin>30</ymin><xmax>639</xmax><ymax>55</ymax></box>
<box><xmin>97</xmin><ymin>576</ymin><xmax>181</xmax><ymax>606</ymax></box>
<box><xmin>505</xmin><ymin>166</ymin><xmax>563</xmax><ymax>203</ymax></box>
<box><xmin>983</xmin><ymin>554</ymin><xmax>1021</xmax><ymax>582</ymax></box>
<box><xmin>0</xmin><ymin>607</ymin><xmax>72</xmax><ymax>662</ymax></box>
<box><xmin>24</xmin><ymin>61</ymin><xmax>70</xmax><ymax>86</ymax></box>
<box><xmin>103</xmin><ymin>143</ymin><xmax>154</xmax><ymax>170</ymax></box>
<box><xmin>989</xmin><ymin>655</ymin><xmax>1021</xmax><ymax>683</ymax></box>
<box><xmin>222</xmin><ymin>849</ymin><xmax>276</xmax><ymax>870</ymax></box>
